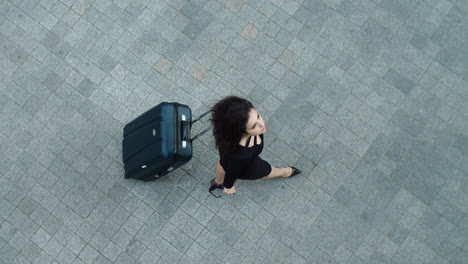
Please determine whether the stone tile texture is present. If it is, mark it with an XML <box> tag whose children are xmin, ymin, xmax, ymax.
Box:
<box><xmin>0</xmin><ymin>0</ymin><xmax>467</xmax><ymax>263</ymax></box>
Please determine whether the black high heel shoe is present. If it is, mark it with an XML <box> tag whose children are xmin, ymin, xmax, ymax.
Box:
<box><xmin>210</xmin><ymin>179</ymin><xmax>223</xmax><ymax>189</ymax></box>
<box><xmin>209</xmin><ymin>179</ymin><xmax>223</xmax><ymax>198</ymax></box>
<box><xmin>289</xmin><ymin>167</ymin><xmax>301</xmax><ymax>177</ymax></box>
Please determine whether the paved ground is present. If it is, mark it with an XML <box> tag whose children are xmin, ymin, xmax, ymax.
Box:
<box><xmin>0</xmin><ymin>0</ymin><xmax>467</xmax><ymax>263</ymax></box>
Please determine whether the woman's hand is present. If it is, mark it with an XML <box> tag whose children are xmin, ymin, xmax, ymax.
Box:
<box><xmin>223</xmin><ymin>186</ymin><xmax>236</xmax><ymax>195</ymax></box>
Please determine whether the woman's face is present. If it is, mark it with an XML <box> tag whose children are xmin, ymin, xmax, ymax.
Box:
<box><xmin>245</xmin><ymin>108</ymin><xmax>266</xmax><ymax>136</ymax></box>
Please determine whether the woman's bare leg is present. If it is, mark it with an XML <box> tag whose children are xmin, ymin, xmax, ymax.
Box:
<box><xmin>214</xmin><ymin>160</ymin><xmax>225</xmax><ymax>185</ymax></box>
<box><xmin>263</xmin><ymin>166</ymin><xmax>293</xmax><ymax>179</ymax></box>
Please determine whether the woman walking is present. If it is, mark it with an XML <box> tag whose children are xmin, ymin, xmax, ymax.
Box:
<box><xmin>209</xmin><ymin>96</ymin><xmax>301</xmax><ymax>196</ymax></box>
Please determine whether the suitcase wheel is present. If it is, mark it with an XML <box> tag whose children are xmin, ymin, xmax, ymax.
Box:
<box><xmin>143</xmin><ymin>174</ymin><xmax>160</xmax><ymax>181</ymax></box>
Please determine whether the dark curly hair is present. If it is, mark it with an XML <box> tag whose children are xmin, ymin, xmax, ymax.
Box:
<box><xmin>210</xmin><ymin>96</ymin><xmax>254</xmax><ymax>155</ymax></box>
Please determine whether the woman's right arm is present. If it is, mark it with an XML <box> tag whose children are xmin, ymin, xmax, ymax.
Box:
<box><xmin>223</xmin><ymin>156</ymin><xmax>248</xmax><ymax>194</ymax></box>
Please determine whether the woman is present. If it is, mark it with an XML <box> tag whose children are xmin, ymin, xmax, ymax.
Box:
<box><xmin>209</xmin><ymin>96</ymin><xmax>301</xmax><ymax>195</ymax></box>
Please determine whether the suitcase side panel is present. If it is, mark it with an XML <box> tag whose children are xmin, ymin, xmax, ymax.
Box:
<box><xmin>124</xmin><ymin>146</ymin><xmax>175</xmax><ymax>180</ymax></box>
<box><xmin>137</xmin><ymin>152</ymin><xmax>192</xmax><ymax>181</ymax></box>
<box><xmin>122</xmin><ymin>102</ymin><xmax>194</xmax><ymax>180</ymax></box>
<box><xmin>123</xmin><ymin>103</ymin><xmax>175</xmax><ymax>179</ymax></box>
<box><xmin>122</xmin><ymin>119</ymin><xmax>164</xmax><ymax>162</ymax></box>
<box><xmin>151</xmin><ymin>103</ymin><xmax>193</xmax><ymax>178</ymax></box>
<box><xmin>123</xmin><ymin>102</ymin><xmax>169</xmax><ymax>137</ymax></box>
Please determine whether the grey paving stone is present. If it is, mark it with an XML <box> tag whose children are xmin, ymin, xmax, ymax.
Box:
<box><xmin>139</xmin><ymin>248</ymin><xmax>160</xmax><ymax>264</ymax></box>
<box><xmin>159</xmin><ymin>244</ymin><xmax>184</xmax><ymax>263</ymax></box>
<box><xmin>0</xmin><ymin>2</ymin><xmax>465</xmax><ymax>264</ymax></box>
<box><xmin>40</xmin><ymin>31</ymin><xmax>61</xmax><ymax>51</ymax></box>
<box><xmin>39</xmin><ymin>212</ymin><xmax>61</xmax><ymax>235</ymax></box>
<box><xmin>383</xmin><ymin>69</ymin><xmax>415</xmax><ymax>95</ymax></box>
<box><xmin>172</xmin><ymin>232</ymin><xmax>193</xmax><ymax>253</ymax></box>
<box><xmin>387</xmin><ymin>223</ymin><xmax>410</xmax><ymax>246</ymax></box>
<box><xmin>262</xmin><ymin>20</ymin><xmax>281</xmax><ymax>38</ymax></box>
<box><xmin>113</xmin><ymin>228</ymin><xmax>133</xmax><ymax>250</ymax></box>
<box><xmin>453</xmin><ymin>134</ymin><xmax>468</xmax><ymax>156</ymax></box>
<box><xmin>360</xmin><ymin>228</ymin><xmax>383</xmax><ymax>251</ymax></box>
<box><xmin>391</xmin><ymin>110</ymin><xmax>424</xmax><ymax>137</ymax></box>
<box><xmin>41</xmin><ymin>72</ymin><xmax>64</xmax><ymax>92</ymax></box>
<box><xmin>180</xmin><ymin>1</ymin><xmax>201</xmax><ymax>18</ymax></box>
<box><xmin>78</xmin><ymin>244</ymin><xmax>99</xmax><ymax>263</ymax></box>
<box><xmin>51</xmin><ymin>41</ymin><xmax>73</xmax><ymax>60</ymax></box>
<box><xmin>334</xmin><ymin>185</ymin><xmax>354</xmax><ymax>206</ymax></box>
<box><xmin>88</xmin><ymin>230</ymin><xmax>110</xmax><ymax>252</ymax></box>
<box><xmin>102</xmin><ymin>241</ymin><xmax>122</xmax><ymax>263</ymax></box>
<box><xmin>17</xmin><ymin>196</ymin><xmax>38</xmax><ymax>216</ymax></box>
<box><xmin>9</xmin><ymin>230</ymin><xmax>28</xmax><ymax>252</ymax></box>
<box><xmin>56</xmin><ymin>246</ymin><xmax>76</xmax><ymax>264</ymax></box>
<box><xmin>0</xmin><ymin>243</ymin><xmax>18</xmax><ymax>263</ymax></box>
<box><xmin>182</xmin><ymin>12</ymin><xmax>210</xmax><ymax>40</ymax></box>
<box><xmin>42</xmin><ymin>237</ymin><xmax>63</xmax><ymax>259</ymax></box>
<box><xmin>8</xmin><ymin>47</ymin><xmax>29</xmax><ymax>66</ymax></box>
<box><xmin>21</xmin><ymin>240</ymin><xmax>42</xmax><ymax>262</ymax></box>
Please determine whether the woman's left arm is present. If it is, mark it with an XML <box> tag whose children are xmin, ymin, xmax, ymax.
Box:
<box><xmin>222</xmin><ymin>156</ymin><xmax>248</xmax><ymax>194</ymax></box>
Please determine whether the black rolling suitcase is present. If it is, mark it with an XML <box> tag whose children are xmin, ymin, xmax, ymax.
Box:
<box><xmin>122</xmin><ymin>102</ymin><xmax>210</xmax><ymax>181</ymax></box>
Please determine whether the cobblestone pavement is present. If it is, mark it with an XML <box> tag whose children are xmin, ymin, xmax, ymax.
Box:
<box><xmin>1</xmin><ymin>0</ymin><xmax>467</xmax><ymax>263</ymax></box>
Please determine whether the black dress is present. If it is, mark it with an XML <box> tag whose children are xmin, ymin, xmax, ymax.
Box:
<box><xmin>219</xmin><ymin>134</ymin><xmax>272</xmax><ymax>189</ymax></box>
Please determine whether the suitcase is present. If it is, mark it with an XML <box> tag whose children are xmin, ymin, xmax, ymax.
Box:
<box><xmin>122</xmin><ymin>102</ymin><xmax>210</xmax><ymax>181</ymax></box>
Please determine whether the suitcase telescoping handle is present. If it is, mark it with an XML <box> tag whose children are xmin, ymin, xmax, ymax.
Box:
<box><xmin>190</xmin><ymin>110</ymin><xmax>211</xmax><ymax>142</ymax></box>
<box><xmin>191</xmin><ymin>110</ymin><xmax>210</xmax><ymax>124</ymax></box>
<box><xmin>180</xmin><ymin>122</ymin><xmax>210</xmax><ymax>141</ymax></box>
